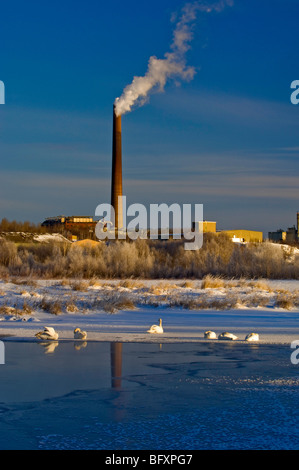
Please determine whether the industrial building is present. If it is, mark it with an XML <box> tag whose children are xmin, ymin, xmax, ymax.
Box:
<box><xmin>41</xmin><ymin>216</ymin><xmax>97</xmax><ymax>241</ymax></box>
<box><xmin>286</xmin><ymin>226</ymin><xmax>298</xmax><ymax>243</ymax></box>
<box><xmin>192</xmin><ymin>221</ymin><xmax>263</xmax><ymax>242</ymax></box>
<box><xmin>42</xmin><ymin>216</ymin><xmax>96</xmax><ymax>229</ymax></box>
<box><xmin>268</xmin><ymin>229</ymin><xmax>286</xmax><ymax>242</ymax></box>
<box><xmin>268</xmin><ymin>212</ymin><xmax>299</xmax><ymax>243</ymax></box>
<box><xmin>221</xmin><ymin>229</ymin><xmax>263</xmax><ymax>243</ymax></box>
<box><xmin>41</xmin><ymin>104</ymin><xmax>268</xmax><ymax>245</ymax></box>
<box><xmin>192</xmin><ymin>221</ymin><xmax>217</xmax><ymax>233</ymax></box>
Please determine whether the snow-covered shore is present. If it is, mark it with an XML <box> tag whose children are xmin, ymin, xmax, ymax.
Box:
<box><xmin>0</xmin><ymin>278</ymin><xmax>298</xmax><ymax>344</ymax></box>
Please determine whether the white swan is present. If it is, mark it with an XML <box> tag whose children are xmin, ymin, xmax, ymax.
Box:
<box><xmin>218</xmin><ymin>331</ymin><xmax>238</xmax><ymax>341</ymax></box>
<box><xmin>147</xmin><ymin>318</ymin><xmax>164</xmax><ymax>334</ymax></box>
<box><xmin>74</xmin><ymin>327</ymin><xmax>87</xmax><ymax>340</ymax></box>
<box><xmin>35</xmin><ymin>326</ymin><xmax>59</xmax><ymax>341</ymax></box>
<box><xmin>204</xmin><ymin>330</ymin><xmax>217</xmax><ymax>339</ymax></box>
<box><xmin>245</xmin><ymin>332</ymin><xmax>259</xmax><ymax>342</ymax></box>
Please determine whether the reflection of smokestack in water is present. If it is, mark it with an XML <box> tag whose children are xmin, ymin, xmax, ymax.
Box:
<box><xmin>111</xmin><ymin>105</ymin><xmax>123</xmax><ymax>229</ymax></box>
<box><xmin>110</xmin><ymin>342</ymin><xmax>123</xmax><ymax>389</ymax></box>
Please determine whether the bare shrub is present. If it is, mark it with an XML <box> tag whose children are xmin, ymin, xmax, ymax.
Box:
<box><xmin>293</xmin><ymin>292</ymin><xmax>299</xmax><ymax>307</ymax></box>
<box><xmin>48</xmin><ymin>301</ymin><xmax>63</xmax><ymax>315</ymax></box>
<box><xmin>0</xmin><ymin>233</ymin><xmax>298</xmax><ymax>280</ymax></box>
<box><xmin>65</xmin><ymin>299</ymin><xmax>79</xmax><ymax>313</ymax></box>
<box><xmin>173</xmin><ymin>297</ymin><xmax>201</xmax><ymax>310</ymax></box>
<box><xmin>243</xmin><ymin>293</ymin><xmax>270</xmax><ymax>308</ymax></box>
<box><xmin>0</xmin><ymin>241</ymin><xmax>21</xmax><ymax>267</ymax></box>
<box><xmin>21</xmin><ymin>301</ymin><xmax>33</xmax><ymax>315</ymax></box>
<box><xmin>0</xmin><ymin>218</ymin><xmax>45</xmax><ymax>233</ymax></box>
<box><xmin>94</xmin><ymin>293</ymin><xmax>137</xmax><ymax>314</ymax></box>
<box><xmin>0</xmin><ymin>266</ymin><xmax>9</xmax><ymax>280</ymax></box>
<box><xmin>210</xmin><ymin>295</ymin><xmax>240</xmax><ymax>310</ymax></box>
<box><xmin>39</xmin><ymin>297</ymin><xmax>62</xmax><ymax>315</ymax></box>
<box><xmin>276</xmin><ymin>293</ymin><xmax>294</xmax><ymax>310</ymax></box>
<box><xmin>168</xmin><ymin>292</ymin><xmax>239</xmax><ymax>310</ymax></box>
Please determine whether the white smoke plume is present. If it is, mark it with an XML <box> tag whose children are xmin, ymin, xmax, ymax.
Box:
<box><xmin>114</xmin><ymin>0</ymin><xmax>233</xmax><ymax>116</ymax></box>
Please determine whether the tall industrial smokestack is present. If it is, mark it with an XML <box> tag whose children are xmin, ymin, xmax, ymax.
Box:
<box><xmin>111</xmin><ymin>104</ymin><xmax>123</xmax><ymax>229</ymax></box>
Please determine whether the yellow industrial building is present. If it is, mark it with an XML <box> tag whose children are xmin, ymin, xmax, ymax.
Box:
<box><xmin>192</xmin><ymin>221</ymin><xmax>217</xmax><ymax>233</ymax></box>
<box><xmin>192</xmin><ymin>220</ymin><xmax>263</xmax><ymax>243</ymax></box>
<box><xmin>221</xmin><ymin>229</ymin><xmax>263</xmax><ymax>243</ymax></box>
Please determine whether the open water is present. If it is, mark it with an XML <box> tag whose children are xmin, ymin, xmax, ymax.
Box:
<box><xmin>0</xmin><ymin>340</ymin><xmax>298</xmax><ymax>450</ymax></box>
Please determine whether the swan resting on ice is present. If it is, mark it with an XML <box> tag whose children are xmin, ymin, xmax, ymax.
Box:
<box><xmin>218</xmin><ymin>331</ymin><xmax>238</xmax><ymax>341</ymax></box>
<box><xmin>74</xmin><ymin>327</ymin><xmax>87</xmax><ymax>340</ymax></box>
<box><xmin>147</xmin><ymin>318</ymin><xmax>164</xmax><ymax>334</ymax></box>
<box><xmin>35</xmin><ymin>327</ymin><xmax>59</xmax><ymax>341</ymax></box>
<box><xmin>245</xmin><ymin>332</ymin><xmax>259</xmax><ymax>342</ymax></box>
<box><xmin>204</xmin><ymin>330</ymin><xmax>217</xmax><ymax>339</ymax></box>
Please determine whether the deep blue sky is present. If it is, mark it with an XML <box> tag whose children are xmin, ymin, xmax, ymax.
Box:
<box><xmin>0</xmin><ymin>0</ymin><xmax>298</xmax><ymax>234</ymax></box>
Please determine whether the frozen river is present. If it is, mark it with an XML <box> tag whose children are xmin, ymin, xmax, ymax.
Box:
<box><xmin>0</xmin><ymin>340</ymin><xmax>298</xmax><ymax>450</ymax></box>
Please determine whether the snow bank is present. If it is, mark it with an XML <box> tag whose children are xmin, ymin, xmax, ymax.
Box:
<box><xmin>0</xmin><ymin>278</ymin><xmax>298</xmax><ymax>344</ymax></box>
<box><xmin>32</xmin><ymin>234</ymin><xmax>70</xmax><ymax>243</ymax></box>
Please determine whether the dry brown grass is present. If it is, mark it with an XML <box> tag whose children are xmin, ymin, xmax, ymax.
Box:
<box><xmin>70</xmin><ymin>280</ymin><xmax>89</xmax><ymax>292</ymax></box>
<box><xmin>20</xmin><ymin>290</ymin><xmax>30</xmax><ymax>296</ymax></box>
<box><xmin>179</xmin><ymin>280</ymin><xmax>195</xmax><ymax>289</ymax></box>
<box><xmin>0</xmin><ymin>305</ymin><xmax>17</xmax><ymax>315</ymax></box>
<box><xmin>117</xmin><ymin>280</ymin><xmax>145</xmax><ymax>289</ymax></box>
<box><xmin>31</xmin><ymin>292</ymin><xmax>40</xmax><ymax>298</ymax></box>
<box><xmin>248</xmin><ymin>280</ymin><xmax>272</xmax><ymax>292</ymax></box>
<box><xmin>201</xmin><ymin>275</ymin><xmax>225</xmax><ymax>289</ymax></box>
<box><xmin>147</xmin><ymin>282</ymin><xmax>178</xmax><ymax>295</ymax></box>
<box><xmin>223</xmin><ymin>279</ymin><xmax>248</xmax><ymax>289</ymax></box>
<box><xmin>10</xmin><ymin>278</ymin><xmax>38</xmax><ymax>287</ymax></box>
<box><xmin>98</xmin><ymin>282</ymin><xmax>115</xmax><ymax>288</ymax></box>
<box><xmin>0</xmin><ymin>301</ymin><xmax>33</xmax><ymax>316</ymax></box>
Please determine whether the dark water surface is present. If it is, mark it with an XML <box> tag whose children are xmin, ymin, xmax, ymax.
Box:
<box><xmin>0</xmin><ymin>340</ymin><xmax>298</xmax><ymax>450</ymax></box>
